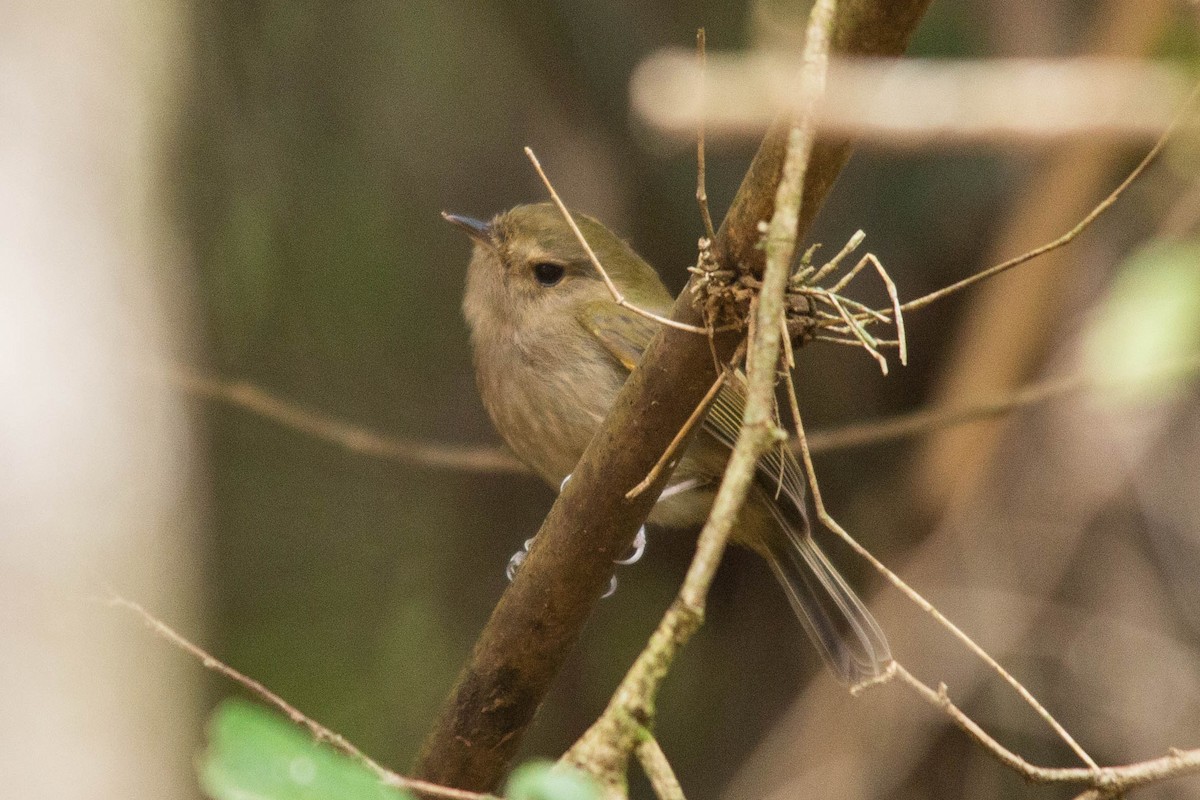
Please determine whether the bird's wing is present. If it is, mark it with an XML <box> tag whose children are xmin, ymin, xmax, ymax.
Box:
<box><xmin>577</xmin><ymin>300</ymin><xmax>657</xmax><ymax>372</ymax></box>
<box><xmin>702</xmin><ymin>371</ymin><xmax>809</xmax><ymax>514</ymax></box>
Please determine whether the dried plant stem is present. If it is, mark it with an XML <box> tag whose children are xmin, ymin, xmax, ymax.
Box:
<box><xmin>868</xmin><ymin>253</ymin><xmax>908</xmax><ymax>365</ymax></box>
<box><xmin>810</xmin><ymin>229</ymin><xmax>865</xmax><ymax>285</ymax></box>
<box><xmin>788</xmin><ymin>410</ymin><xmax>1100</xmax><ymax>769</ymax></box>
<box><xmin>805</xmin><ymin>352</ymin><xmax>1200</xmax><ymax>453</ymax></box>
<box><xmin>636</xmin><ymin>737</ymin><xmax>686</xmax><ymax>800</ymax></box>
<box><xmin>561</xmin><ymin>1</ymin><xmax>836</xmax><ymax>795</ymax></box>
<box><xmin>822</xmin><ymin>289</ymin><xmax>888</xmax><ymax>374</ymax></box>
<box><xmin>626</xmin><ymin>370</ymin><xmax>728</xmax><ymax>500</ymax></box>
<box><xmin>525</xmin><ymin>147</ymin><xmax>708</xmax><ymax>334</ymax></box>
<box><xmin>695</xmin><ymin>28</ymin><xmax>717</xmax><ymax>244</ymax></box>
<box><xmin>111</xmin><ymin>596</ymin><xmax>496</xmax><ymax>800</ymax></box>
<box><xmin>167</xmin><ymin>364</ymin><xmax>527</xmax><ymax>475</ymax></box>
<box><xmin>169</xmin><ymin>350</ymin><xmax>1200</xmax><ymax>490</ymax></box>
<box><xmin>898</xmin><ymin>80</ymin><xmax>1200</xmax><ymax>314</ymax></box>
<box><xmin>879</xmin><ymin>663</ymin><xmax>1200</xmax><ymax>794</ymax></box>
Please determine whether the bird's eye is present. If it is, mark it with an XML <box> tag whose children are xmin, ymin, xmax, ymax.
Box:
<box><xmin>532</xmin><ymin>262</ymin><xmax>565</xmax><ymax>286</ymax></box>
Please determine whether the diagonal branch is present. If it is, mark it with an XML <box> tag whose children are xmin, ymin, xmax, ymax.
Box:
<box><xmin>412</xmin><ymin>2</ymin><xmax>933</xmax><ymax>791</ymax></box>
<box><xmin>113</xmin><ymin>596</ymin><xmax>496</xmax><ymax>800</ymax></box>
<box><xmin>559</xmin><ymin>2</ymin><xmax>838</xmax><ymax>790</ymax></box>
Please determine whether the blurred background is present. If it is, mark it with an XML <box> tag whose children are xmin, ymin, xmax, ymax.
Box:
<box><xmin>4</xmin><ymin>0</ymin><xmax>1200</xmax><ymax>798</ymax></box>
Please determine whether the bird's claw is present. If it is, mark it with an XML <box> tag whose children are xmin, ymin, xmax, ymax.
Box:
<box><xmin>504</xmin><ymin>523</ymin><xmax>647</xmax><ymax>598</ymax></box>
<box><xmin>614</xmin><ymin>525</ymin><xmax>647</xmax><ymax>565</ymax></box>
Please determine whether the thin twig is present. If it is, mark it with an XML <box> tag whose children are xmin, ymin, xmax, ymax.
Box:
<box><xmin>809</xmin><ymin>229</ymin><xmax>865</xmax><ymax>286</ymax></box>
<box><xmin>696</xmin><ymin>28</ymin><xmax>717</xmax><ymax>244</ymax></box>
<box><xmin>111</xmin><ymin>596</ymin><xmax>496</xmax><ymax>800</ymax></box>
<box><xmin>805</xmin><ymin>352</ymin><xmax>1200</xmax><ymax>453</ymax></box>
<box><xmin>525</xmin><ymin>147</ymin><xmax>708</xmax><ymax>335</ymax></box>
<box><xmin>626</xmin><ymin>370</ymin><xmax>729</xmax><ymax>499</ymax></box>
<box><xmin>867</xmin><ymin>253</ymin><xmax>908</xmax><ymax>366</ymax></box>
<box><xmin>636</xmin><ymin>736</ymin><xmax>686</xmax><ymax>800</ymax></box>
<box><xmin>562</xmin><ymin>0</ymin><xmax>838</xmax><ymax>791</ymax></box>
<box><xmin>781</xmin><ymin>316</ymin><xmax>796</xmax><ymax>369</ymax></box>
<box><xmin>876</xmin><ymin>663</ymin><xmax>1200</xmax><ymax>793</ymax></box>
<box><xmin>172</xmin><ymin>349</ymin><xmax>1200</xmax><ymax>491</ymax></box>
<box><xmin>825</xmin><ymin>253</ymin><xmax>871</xmax><ymax>294</ymax></box>
<box><xmin>814</xmin><ymin>334</ymin><xmax>895</xmax><ymax>348</ymax></box>
<box><xmin>167</xmin><ymin>364</ymin><xmax>527</xmax><ymax>475</ymax></box>
<box><xmin>898</xmin><ymin>80</ymin><xmax>1200</xmax><ymax>314</ymax></box>
<box><xmin>788</xmin><ymin>411</ymin><xmax>1101</xmax><ymax>769</ymax></box>
<box><xmin>823</xmin><ymin>289</ymin><xmax>889</xmax><ymax>374</ymax></box>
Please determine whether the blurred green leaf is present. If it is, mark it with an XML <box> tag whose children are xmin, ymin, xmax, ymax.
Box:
<box><xmin>1083</xmin><ymin>238</ymin><xmax>1200</xmax><ymax>400</ymax></box>
<box><xmin>199</xmin><ymin>699</ymin><xmax>412</xmax><ymax>800</ymax></box>
<box><xmin>505</xmin><ymin>761</ymin><xmax>601</xmax><ymax>800</ymax></box>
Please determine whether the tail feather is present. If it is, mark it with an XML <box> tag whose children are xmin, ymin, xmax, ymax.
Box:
<box><xmin>764</xmin><ymin>530</ymin><xmax>891</xmax><ymax>684</ymax></box>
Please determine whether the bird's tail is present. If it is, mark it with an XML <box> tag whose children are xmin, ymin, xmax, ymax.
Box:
<box><xmin>763</xmin><ymin>525</ymin><xmax>891</xmax><ymax>684</ymax></box>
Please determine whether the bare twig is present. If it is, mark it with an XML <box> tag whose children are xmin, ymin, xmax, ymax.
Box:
<box><xmin>788</xmin><ymin>409</ymin><xmax>1100</xmax><ymax>769</ymax></box>
<box><xmin>696</xmin><ymin>28</ymin><xmax>717</xmax><ymax>244</ymax></box>
<box><xmin>562</xmin><ymin>0</ymin><xmax>837</xmax><ymax>793</ymax></box>
<box><xmin>111</xmin><ymin>596</ymin><xmax>496</xmax><ymax>800</ymax></box>
<box><xmin>632</xmin><ymin>54</ymin><xmax>1192</xmax><ymax>143</ymax></box>
<box><xmin>868</xmin><ymin>253</ymin><xmax>908</xmax><ymax>366</ymax></box>
<box><xmin>169</xmin><ymin>347</ymin><xmax>1200</xmax><ymax>488</ymax></box>
<box><xmin>897</xmin><ymin>80</ymin><xmax>1200</xmax><ymax>314</ymax></box>
<box><xmin>525</xmin><ymin>147</ymin><xmax>708</xmax><ymax>334</ymax></box>
<box><xmin>167</xmin><ymin>365</ymin><xmax>526</xmax><ymax>475</ymax></box>
<box><xmin>822</xmin><ymin>289</ymin><xmax>889</xmax><ymax>374</ymax></box>
<box><xmin>810</xmin><ymin>229</ymin><xmax>865</xmax><ymax>286</ymax></box>
<box><xmin>636</xmin><ymin>736</ymin><xmax>686</xmax><ymax>800</ymax></box>
<box><xmin>626</xmin><ymin>370</ymin><xmax>728</xmax><ymax>499</ymax></box>
<box><xmin>805</xmin><ymin>353</ymin><xmax>1200</xmax><ymax>453</ymax></box>
<box><xmin>877</xmin><ymin>663</ymin><xmax>1200</xmax><ymax>794</ymax></box>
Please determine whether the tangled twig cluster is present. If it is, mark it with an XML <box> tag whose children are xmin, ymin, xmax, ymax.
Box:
<box><xmin>691</xmin><ymin>226</ymin><xmax>907</xmax><ymax>376</ymax></box>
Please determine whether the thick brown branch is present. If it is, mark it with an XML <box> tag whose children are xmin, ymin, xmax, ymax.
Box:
<box><xmin>412</xmin><ymin>1</ymin><xmax>932</xmax><ymax>792</ymax></box>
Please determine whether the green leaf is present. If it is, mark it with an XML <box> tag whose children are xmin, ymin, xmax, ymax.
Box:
<box><xmin>1082</xmin><ymin>238</ymin><xmax>1200</xmax><ymax>401</ymax></box>
<box><xmin>199</xmin><ymin>699</ymin><xmax>412</xmax><ymax>800</ymax></box>
<box><xmin>505</xmin><ymin>761</ymin><xmax>601</xmax><ymax>800</ymax></box>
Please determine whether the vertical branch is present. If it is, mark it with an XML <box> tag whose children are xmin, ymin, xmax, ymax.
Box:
<box><xmin>696</xmin><ymin>28</ymin><xmax>717</xmax><ymax>243</ymax></box>
<box><xmin>559</xmin><ymin>3</ymin><xmax>838</xmax><ymax>795</ymax></box>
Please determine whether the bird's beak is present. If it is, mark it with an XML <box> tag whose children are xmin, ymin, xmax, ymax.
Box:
<box><xmin>441</xmin><ymin>211</ymin><xmax>493</xmax><ymax>245</ymax></box>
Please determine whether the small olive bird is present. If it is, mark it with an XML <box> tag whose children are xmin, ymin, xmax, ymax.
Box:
<box><xmin>446</xmin><ymin>202</ymin><xmax>890</xmax><ymax>683</ymax></box>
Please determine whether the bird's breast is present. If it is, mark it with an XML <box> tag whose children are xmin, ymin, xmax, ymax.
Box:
<box><xmin>474</xmin><ymin>330</ymin><xmax>623</xmax><ymax>488</ymax></box>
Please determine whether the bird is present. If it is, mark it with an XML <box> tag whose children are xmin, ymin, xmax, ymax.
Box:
<box><xmin>446</xmin><ymin>201</ymin><xmax>890</xmax><ymax>684</ymax></box>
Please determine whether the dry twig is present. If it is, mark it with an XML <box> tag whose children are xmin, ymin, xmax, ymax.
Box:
<box><xmin>626</xmin><ymin>369</ymin><xmax>729</xmax><ymax>500</ymax></box>
<box><xmin>695</xmin><ymin>28</ymin><xmax>717</xmax><ymax>245</ymax></box>
<box><xmin>111</xmin><ymin>596</ymin><xmax>496</xmax><ymax>800</ymax></box>
<box><xmin>875</xmin><ymin>663</ymin><xmax>1200</xmax><ymax>796</ymax></box>
<box><xmin>168</xmin><ymin>365</ymin><xmax>527</xmax><ymax>475</ymax></box>
<box><xmin>525</xmin><ymin>147</ymin><xmax>708</xmax><ymax>334</ymax></box>
<box><xmin>896</xmin><ymin>80</ymin><xmax>1200</xmax><ymax>314</ymax></box>
<box><xmin>805</xmin><ymin>353</ymin><xmax>1200</xmax><ymax>453</ymax></box>
<box><xmin>788</xmin><ymin>402</ymin><xmax>1099</xmax><ymax>768</ymax></box>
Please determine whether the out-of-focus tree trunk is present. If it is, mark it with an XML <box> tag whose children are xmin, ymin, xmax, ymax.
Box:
<box><xmin>0</xmin><ymin>2</ymin><xmax>201</xmax><ymax>798</ymax></box>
